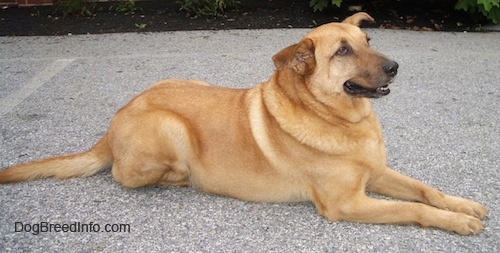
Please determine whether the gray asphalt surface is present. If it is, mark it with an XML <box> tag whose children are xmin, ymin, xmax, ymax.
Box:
<box><xmin>0</xmin><ymin>28</ymin><xmax>498</xmax><ymax>252</ymax></box>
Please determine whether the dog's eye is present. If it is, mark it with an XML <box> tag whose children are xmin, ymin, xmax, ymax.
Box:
<box><xmin>336</xmin><ymin>46</ymin><xmax>350</xmax><ymax>56</ymax></box>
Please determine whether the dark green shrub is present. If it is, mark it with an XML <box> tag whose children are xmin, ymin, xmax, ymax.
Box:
<box><xmin>307</xmin><ymin>0</ymin><xmax>499</xmax><ymax>24</ymax></box>
<box><xmin>455</xmin><ymin>0</ymin><xmax>500</xmax><ymax>24</ymax></box>
<box><xmin>54</xmin><ymin>0</ymin><xmax>96</xmax><ymax>16</ymax></box>
<box><xmin>113</xmin><ymin>0</ymin><xmax>142</xmax><ymax>14</ymax></box>
<box><xmin>309</xmin><ymin>0</ymin><xmax>342</xmax><ymax>12</ymax></box>
<box><xmin>179</xmin><ymin>0</ymin><xmax>239</xmax><ymax>17</ymax></box>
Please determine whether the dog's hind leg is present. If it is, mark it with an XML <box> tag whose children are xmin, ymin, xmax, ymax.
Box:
<box><xmin>112</xmin><ymin>160</ymin><xmax>190</xmax><ymax>188</ymax></box>
<box><xmin>108</xmin><ymin>110</ymin><xmax>194</xmax><ymax>188</ymax></box>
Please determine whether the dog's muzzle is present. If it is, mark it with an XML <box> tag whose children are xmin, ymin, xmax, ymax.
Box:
<box><xmin>344</xmin><ymin>60</ymin><xmax>398</xmax><ymax>98</ymax></box>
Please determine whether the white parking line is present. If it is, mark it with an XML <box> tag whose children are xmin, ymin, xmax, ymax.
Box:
<box><xmin>0</xmin><ymin>58</ymin><xmax>75</xmax><ymax>116</ymax></box>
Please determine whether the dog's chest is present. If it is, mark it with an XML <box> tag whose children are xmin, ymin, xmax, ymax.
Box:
<box><xmin>344</xmin><ymin>120</ymin><xmax>388</xmax><ymax>171</ymax></box>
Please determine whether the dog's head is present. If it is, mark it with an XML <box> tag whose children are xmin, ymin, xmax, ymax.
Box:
<box><xmin>273</xmin><ymin>12</ymin><xmax>398</xmax><ymax>99</ymax></box>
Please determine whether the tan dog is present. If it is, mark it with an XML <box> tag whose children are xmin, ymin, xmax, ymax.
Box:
<box><xmin>0</xmin><ymin>13</ymin><xmax>487</xmax><ymax>235</ymax></box>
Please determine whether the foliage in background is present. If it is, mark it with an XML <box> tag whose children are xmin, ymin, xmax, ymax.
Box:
<box><xmin>309</xmin><ymin>0</ymin><xmax>341</xmax><ymax>12</ymax></box>
<box><xmin>113</xmin><ymin>0</ymin><xmax>142</xmax><ymax>14</ymax></box>
<box><xmin>455</xmin><ymin>0</ymin><xmax>500</xmax><ymax>24</ymax></box>
<box><xmin>308</xmin><ymin>0</ymin><xmax>499</xmax><ymax>24</ymax></box>
<box><xmin>53</xmin><ymin>0</ymin><xmax>498</xmax><ymax>24</ymax></box>
<box><xmin>55</xmin><ymin>0</ymin><xmax>141</xmax><ymax>16</ymax></box>
<box><xmin>179</xmin><ymin>0</ymin><xmax>239</xmax><ymax>17</ymax></box>
<box><xmin>54</xmin><ymin>0</ymin><xmax>96</xmax><ymax>16</ymax></box>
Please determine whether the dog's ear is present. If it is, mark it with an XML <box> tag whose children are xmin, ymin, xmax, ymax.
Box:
<box><xmin>342</xmin><ymin>12</ymin><xmax>375</xmax><ymax>26</ymax></box>
<box><xmin>272</xmin><ymin>44</ymin><xmax>296</xmax><ymax>72</ymax></box>
<box><xmin>272</xmin><ymin>38</ymin><xmax>315</xmax><ymax>75</ymax></box>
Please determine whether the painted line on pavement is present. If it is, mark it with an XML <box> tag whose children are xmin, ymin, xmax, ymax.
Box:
<box><xmin>0</xmin><ymin>58</ymin><xmax>75</xmax><ymax>116</ymax></box>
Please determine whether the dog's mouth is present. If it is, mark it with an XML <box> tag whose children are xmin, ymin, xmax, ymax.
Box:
<box><xmin>343</xmin><ymin>81</ymin><xmax>390</xmax><ymax>98</ymax></box>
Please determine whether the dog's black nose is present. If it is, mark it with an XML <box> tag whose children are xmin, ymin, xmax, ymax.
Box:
<box><xmin>383</xmin><ymin>61</ymin><xmax>399</xmax><ymax>77</ymax></box>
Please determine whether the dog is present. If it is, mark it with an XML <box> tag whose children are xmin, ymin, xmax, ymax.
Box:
<box><xmin>0</xmin><ymin>13</ymin><xmax>487</xmax><ymax>235</ymax></box>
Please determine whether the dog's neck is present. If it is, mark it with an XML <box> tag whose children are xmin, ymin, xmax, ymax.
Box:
<box><xmin>270</xmin><ymin>71</ymin><xmax>374</xmax><ymax>124</ymax></box>
<box><xmin>256</xmin><ymin>73</ymin><xmax>381</xmax><ymax>154</ymax></box>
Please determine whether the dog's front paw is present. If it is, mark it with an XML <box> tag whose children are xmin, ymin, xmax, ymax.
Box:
<box><xmin>445</xmin><ymin>196</ymin><xmax>488</xmax><ymax>219</ymax></box>
<box><xmin>448</xmin><ymin>213</ymin><xmax>484</xmax><ymax>235</ymax></box>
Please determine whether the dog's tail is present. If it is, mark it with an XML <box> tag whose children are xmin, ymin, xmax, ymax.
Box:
<box><xmin>0</xmin><ymin>134</ymin><xmax>112</xmax><ymax>184</ymax></box>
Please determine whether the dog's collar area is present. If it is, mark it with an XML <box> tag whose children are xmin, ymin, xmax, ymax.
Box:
<box><xmin>343</xmin><ymin>81</ymin><xmax>390</xmax><ymax>98</ymax></box>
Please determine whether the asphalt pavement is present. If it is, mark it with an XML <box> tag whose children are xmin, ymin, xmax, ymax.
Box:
<box><xmin>0</xmin><ymin>28</ymin><xmax>498</xmax><ymax>252</ymax></box>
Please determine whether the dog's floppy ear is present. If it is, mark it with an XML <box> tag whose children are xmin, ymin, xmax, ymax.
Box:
<box><xmin>342</xmin><ymin>12</ymin><xmax>375</xmax><ymax>26</ymax></box>
<box><xmin>272</xmin><ymin>38</ymin><xmax>315</xmax><ymax>75</ymax></box>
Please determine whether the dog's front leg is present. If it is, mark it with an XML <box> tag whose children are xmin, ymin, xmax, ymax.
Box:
<box><xmin>329</xmin><ymin>193</ymin><xmax>484</xmax><ymax>235</ymax></box>
<box><xmin>338</xmin><ymin>166</ymin><xmax>488</xmax><ymax>234</ymax></box>
<box><xmin>366</xmin><ymin>167</ymin><xmax>488</xmax><ymax>219</ymax></box>
<box><xmin>311</xmin><ymin>169</ymin><xmax>486</xmax><ymax>235</ymax></box>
